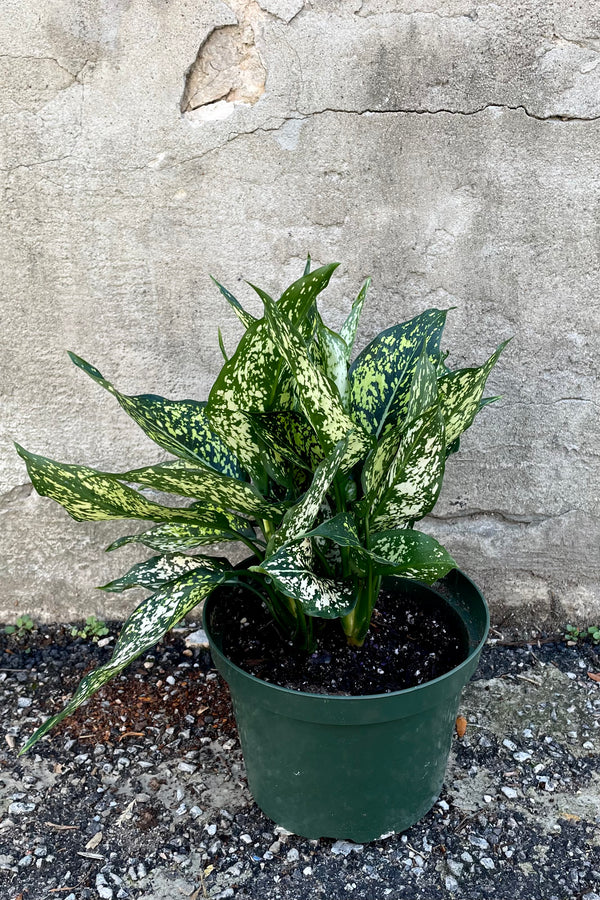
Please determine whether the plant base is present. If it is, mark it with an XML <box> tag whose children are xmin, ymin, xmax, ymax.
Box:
<box><xmin>203</xmin><ymin>569</ymin><xmax>489</xmax><ymax>842</ymax></box>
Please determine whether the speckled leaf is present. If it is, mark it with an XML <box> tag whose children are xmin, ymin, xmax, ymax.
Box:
<box><xmin>438</xmin><ymin>340</ymin><xmax>510</xmax><ymax>445</ymax></box>
<box><xmin>120</xmin><ymin>460</ymin><xmax>285</xmax><ymax>518</ymax></box>
<box><xmin>262</xmin><ymin>296</ymin><xmax>373</xmax><ymax>469</ymax></box>
<box><xmin>368</xmin><ymin>406</ymin><xmax>446</xmax><ymax>531</ymax></box>
<box><xmin>267</xmin><ymin>439</ymin><xmax>347</xmax><ymax>555</ymax></box>
<box><xmin>15</xmin><ymin>445</ymin><xmax>234</xmax><ymax>526</ymax></box>
<box><xmin>100</xmin><ymin>553</ymin><xmax>227</xmax><ymax>592</ymax></box>
<box><xmin>68</xmin><ymin>353</ymin><xmax>244</xmax><ymax>479</ymax></box>
<box><xmin>303</xmin><ymin>512</ymin><xmax>362</xmax><ymax>549</ymax></box>
<box><xmin>206</xmin><ymin>265</ymin><xmax>339</xmax><ymax>477</ymax></box>
<box><xmin>349</xmin><ymin>308</ymin><xmax>447</xmax><ymax>435</ymax></box>
<box><xmin>210</xmin><ymin>276</ymin><xmax>256</xmax><ymax>329</ymax></box>
<box><xmin>253</xmin><ymin>540</ymin><xmax>357</xmax><ymax>619</ymax></box>
<box><xmin>250</xmin><ymin>410</ymin><xmax>324</xmax><ymax>471</ymax></box>
<box><xmin>316</xmin><ymin>319</ymin><xmax>350</xmax><ymax>406</ymax></box>
<box><xmin>369</xmin><ymin>529</ymin><xmax>456</xmax><ymax>583</ymax></box>
<box><xmin>106</xmin><ymin>518</ymin><xmax>251</xmax><ymax>553</ymax></box>
<box><xmin>405</xmin><ymin>349</ymin><xmax>438</xmax><ymax>424</ymax></box>
<box><xmin>19</xmin><ymin>566</ymin><xmax>227</xmax><ymax>754</ymax></box>
<box><xmin>340</xmin><ymin>277</ymin><xmax>370</xmax><ymax>356</ymax></box>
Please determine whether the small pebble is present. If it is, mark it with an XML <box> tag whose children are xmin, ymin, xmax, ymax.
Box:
<box><xmin>95</xmin><ymin>873</ymin><xmax>113</xmax><ymax>899</ymax></box>
<box><xmin>445</xmin><ymin>875</ymin><xmax>459</xmax><ymax>891</ymax></box>
<box><xmin>447</xmin><ymin>859</ymin><xmax>463</xmax><ymax>876</ymax></box>
<box><xmin>501</xmin><ymin>786</ymin><xmax>519</xmax><ymax>799</ymax></box>
<box><xmin>514</xmin><ymin>751</ymin><xmax>532</xmax><ymax>762</ymax></box>
<box><xmin>8</xmin><ymin>802</ymin><xmax>35</xmax><ymax>816</ymax></box>
<box><xmin>502</xmin><ymin>739</ymin><xmax>518</xmax><ymax>752</ymax></box>
<box><xmin>480</xmin><ymin>857</ymin><xmax>495</xmax><ymax>870</ymax></box>
<box><xmin>185</xmin><ymin>628</ymin><xmax>210</xmax><ymax>648</ymax></box>
<box><xmin>286</xmin><ymin>848</ymin><xmax>300</xmax><ymax>862</ymax></box>
<box><xmin>331</xmin><ymin>840</ymin><xmax>363</xmax><ymax>856</ymax></box>
<box><xmin>469</xmin><ymin>836</ymin><xmax>489</xmax><ymax>850</ymax></box>
<box><xmin>17</xmin><ymin>697</ymin><xmax>32</xmax><ymax>708</ymax></box>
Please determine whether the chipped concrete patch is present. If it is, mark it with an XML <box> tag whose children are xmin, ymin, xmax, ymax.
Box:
<box><xmin>182</xmin><ymin>0</ymin><xmax>267</xmax><ymax>113</ymax></box>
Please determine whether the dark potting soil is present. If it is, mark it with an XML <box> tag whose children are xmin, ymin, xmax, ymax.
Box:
<box><xmin>213</xmin><ymin>583</ymin><xmax>470</xmax><ymax>695</ymax></box>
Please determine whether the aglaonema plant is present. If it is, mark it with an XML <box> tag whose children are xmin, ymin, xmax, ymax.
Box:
<box><xmin>16</xmin><ymin>259</ymin><xmax>508</xmax><ymax>754</ymax></box>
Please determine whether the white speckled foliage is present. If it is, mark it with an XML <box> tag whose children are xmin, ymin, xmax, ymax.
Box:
<box><xmin>17</xmin><ymin>261</ymin><xmax>507</xmax><ymax>753</ymax></box>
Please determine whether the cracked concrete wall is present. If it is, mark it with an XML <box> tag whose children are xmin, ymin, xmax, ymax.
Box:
<box><xmin>1</xmin><ymin>0</ymin><xmax>599</xmax><ymax>625</ymax></box>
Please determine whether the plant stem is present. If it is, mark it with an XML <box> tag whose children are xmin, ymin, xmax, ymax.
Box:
<box><xmin>235</xmin><ymin>531</ymin><xmax>265</xmax><ymax>561</ymax></box>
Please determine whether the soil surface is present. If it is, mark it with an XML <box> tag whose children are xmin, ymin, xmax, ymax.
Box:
<box><xmin>214</xmin><ymin>585</ymin><xmax>469</xmax><ymax>694</ymax></box>
<box><xmin>1</xmin><ymin>623</ymin><xmax>600</xmax><ymax>900</ymax></box>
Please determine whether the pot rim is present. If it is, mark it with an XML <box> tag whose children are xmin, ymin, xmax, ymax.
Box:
<box><xmin>203</xmin><ymin>567</ymin><xmax>490</xmax><ymax>704</ymax></box>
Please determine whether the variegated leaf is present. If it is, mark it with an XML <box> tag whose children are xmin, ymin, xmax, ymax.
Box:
<box><xmin>68</xmin><ymin>353</ymin><xmax>244</xmax><ymax>479</ymax></box>
<box><xmin>250</xmin><ymin>410</ymin><xmax>324</xmax><ymax>471</ymax></box>
<box><xmin>316</xmin><ymin>319</ymin><xmax>350</xmax><ymax>407</ymax></box>
<box><xmin>15</xmin><ymin>445</ymin><xmax>237</xmax><ymax>526</ymax></box>
<box><xmin>19</xmin><ymin>566</ymin><xmax>227</xmax><ymax>754</ymax></box>
<box><xmin>206</xmin><ymin>265</ymin><xmax>340</xmax><ymax>478</ymax></box>
<box><xmin>369</xmin><ymin>529</ymin><xmax>456</xmax><ymax>583</ymax></box>
<box><xmin>100</xmin><ymin>553</ymin><xmax>226</xmax><ymax>592</ymax></box>
<box><xmin>253</xmin><ymin>540</ymin><xmax>357</xmax><ymax>619</ymax></box>
<box><xmin>405</xmin><ymin>349</ymin><xmax>438</xmax><ymax>424</ymax></box>
<box><xmin>349</xmin><ymin>308</ymin><xmax>447</xmax><ymax>435</ymax></box>
<box><xmin>210</xmin><ymin>275</ymin><xmax>256</xmax><ymax>329</ymax></box>
<box><xmin>262</xmin><ymin>296</ymin><xmax>373</xmax><ymax>469</ymax></box>
<box><xmin>438</xmin><ymin>340</ymin><xmax>510</xmax><ymax>445</ymax></box>
<box><xmin>303</xmin><ymin>512</ymin><xmax>362</xmax><ymax>549</ymax></box>
<box><xmin>340</xmin><ymin>277</ymin><xmax>370</xmax><ymax>356</ymax></box>
<box><xmin>106</xmin><ymin>518</ymin><xmax>252</xmax><ymax>553</ymax></box>
<box><xmin>367</xmin><ymin>406</ymin><xmax>446</xmax><ymax>531</ymax></box>
<box><xmin>267</xmin><ymin>439</ymin><xmax>347</xmax><ymax>554</ymax></box>
<box><xmin>217</xmin><ymin>327</ymin><xmax>229</xmax><ymax>362</ymax></box>
<box><xmin>120</xmin><ymin>460</ymin><xmax>285</xmax><ymax>518</ymax></box>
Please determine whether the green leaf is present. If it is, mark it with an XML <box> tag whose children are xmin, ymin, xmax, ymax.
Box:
<box><xmin>340</xmin><ymin>277</ymin><xmax>370</xmax><ymax>356</ymax></box>
<box><xmin>315</xmin><ymin>319</ymin><xmax>350</xmax><ymax>407</ymax></box>
<box><xmin>19</xmin><ymin>565</ymin><xmax>227</xmax><ymax>754</ymax></box>
<box><xmin>100</xmin><ymin>553</ymin><xmax>226</xmax><ymax>592</ymax></box>
<box><xmin>210</xmin><ymin>275</ymin><xmax>256</xmax><ymax>329</ymax></box>
<box><xmin>369</xmin><ymin>529</ymin><xmax>457</xmax><ymax>583</ymax></box>
<box><xmin>303</xmin><ymin>253</ymin><xmax>311</xmax><ymax>276</ymax></box>
<box><xmin>349</xmin><ymin>308</ymin><xmax>447</xmax><ymax>435</ymax></box>
<box><xmin>303</xmin><ymin>512</ymin><xmax>362</xmax><ymax>549</ymax></box>
<box><xmin>262</xmin><ymin>296</ymin><xmax>373</xmax><ymax>470</ymax></box>
<box><xmin>68</xmin><ymin>353</ymin><xmax>243</xmax><ymax>479</ymax></box>
<box><xmin>438</xmin><ymin>340</ymin><xmax>510</xmax><ymax>445</ymax></box>
<box><xmin>405</xmin><ymin>348</ymin><xmax>438</xmax><ymax>424</ymax></box>
<box><xmin>267</xmin><ymin>439</ymin><xmax>347</xmax><ymax>555</ymax></box>
<box><xmin>15</xmin><ymin>445</ymin><xmax>236</xmax><ymax>526</ymax></box>
<box><xmin>250</xmin><ymin>410</ymin><xmax>324</xmax><ymax>471</ymax></box>
<box><xmin>253</xmin><ymin>540</ymin><xmax>357</xmax><ymax>619</ymax></box>
<box><xmin>106</xmin><ymin>518</ymin><xmax>252</xmax><ymax>553</ymax></box>
<box><xmin>217</xmin><ymin>327</ymin><xmax>229</xmax><ymax>362</ymax></box>
<box><xmin>120</xmin><ymin>460</ymin><xmax>286</xmax><ymax>518</ymax></box>
<box><xmin>205</xmin><ymin>264</ymin><xmax>340</xmax><ymax>479</ymax></box>
<box><xmin>365</xmin><ymin>405</ymin><xmax>446</xmax><ymax>531</ymax></box>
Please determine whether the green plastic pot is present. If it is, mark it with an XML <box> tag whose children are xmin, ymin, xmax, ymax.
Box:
<box><xmin>203</xmin><ymin>568</ymin><xmax>489</xmax><ymax>842</ymax></box>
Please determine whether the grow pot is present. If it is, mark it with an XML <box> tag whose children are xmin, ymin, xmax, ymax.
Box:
<box><xmin>203</xmin><ymin>568</ymin><xmax>489</xmax><ymax>842</ymax></box>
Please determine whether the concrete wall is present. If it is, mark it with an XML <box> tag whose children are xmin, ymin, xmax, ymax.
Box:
<box><xmin>2</xmin><ymin>0</ymin><xmax>599</xmax><ymax>627</ymax></box>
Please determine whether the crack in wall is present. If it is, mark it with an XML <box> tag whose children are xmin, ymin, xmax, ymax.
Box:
<box><xmin>170</xmin><ymin>100</ymin><xmax>600</xmax><ymax>171</ymax></box>
<box><xmin>427</xmin><ymin>507</ymin><xmax>598</xmax><ymax>525</ymax></box>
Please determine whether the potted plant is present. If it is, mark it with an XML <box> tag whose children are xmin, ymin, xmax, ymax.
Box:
<box><xmin>16</xmin><ymin>260</ymin><xmax>508</xmax><ymax>841</ymax></box>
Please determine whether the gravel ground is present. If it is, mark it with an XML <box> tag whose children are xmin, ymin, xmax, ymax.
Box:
<box><xmin>1</xmin><ymin>625</ymin><xmax>600</xmax><ymax>900</ymax></box>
